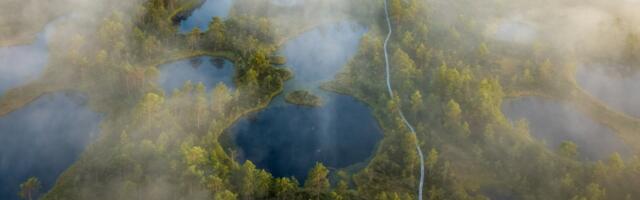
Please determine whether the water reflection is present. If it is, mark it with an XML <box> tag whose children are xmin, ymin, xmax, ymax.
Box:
<box><xmin>233</xmin><ymin>94</ymin><xmax>382</xmax><ymax>180</ymax></box>
<box><xmin>179</xmin><ymin>0</ymin><xmax>233</xmax><ymax>33</ymax></box>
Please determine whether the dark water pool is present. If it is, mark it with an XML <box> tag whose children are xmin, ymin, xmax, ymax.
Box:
<box><xmin>0</xmin><ymin>92</ymin><xmax>102</xmax><ymax>200</ymax></box>
<box><xmin>158</xmin><ymin>56</ymin><xmax>235</xmax><ymax>93</ymax></box>
<box><xmin>502</xmin><ymin>97</ymin><xmax>630</xmax><ymax>160</ymax></box>
<box><xmin>576</xmin><ymin>65</ymin><xmax>640</xmax><ymax>118</ymax></box>
<box><xmin>232</xmin><ymin>94</ymin><xmax>382</xmax><ymax>179</ymax></box>
<box><xmin>230</xmin><ymin>21</ymin><xmax>382</xmax><ymax>181</ymax></box>
<box><xmin>179</xmin><ymin>0</ymin><xmax>233</xmax><ymax>33</ymax></box>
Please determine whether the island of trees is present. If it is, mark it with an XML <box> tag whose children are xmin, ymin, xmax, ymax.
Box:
<box><xmin>285</xmin><ymin>90</ymin><xmax>323</xmax><ymax>107</ymax></box>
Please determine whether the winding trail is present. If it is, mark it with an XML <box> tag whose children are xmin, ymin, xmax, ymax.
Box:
<box><xmin>383</xmin><ymin>0</ymin><xmax>426</xmax><ymax>199</ymax></box>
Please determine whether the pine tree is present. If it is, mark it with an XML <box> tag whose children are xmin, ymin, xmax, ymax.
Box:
<box><xmin>274</xmin><ymin>177</ymin><xmax>299</xmax><ymax>199</ymax></box>
<box><xmin>305</xmin><ymin>162</ymin><xmax>330</xmax><ymax>200</ymax></box>
<box><xmin>18</xmin><ymin>177</ymin><xmax>41</xmax><ymax>200</ymax></box>
<box><xmin>559</xmin><ymin>141</ymin><xmax>578</xmax><ymax>159</ymax></box>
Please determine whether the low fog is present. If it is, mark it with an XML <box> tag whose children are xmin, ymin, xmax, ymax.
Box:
<box><xmin>440</xmin><ymin>0</ymin><xmax>640</xmax><ymax>158</ymax></box>
<box><xmin>576</xmin><ymin>64</ymin><xmax>640</xmax><ymax>118</ymax></box>
<box><xmin>502</xmin><ymin>97</ymin><xmax>631</xmax><ymax>160</ymax></box>
<box><xmin>1</xmin><ymin>0</ymin><xmax>640</xmax><ymax>199</ymax></box>
<box><xmin>0</xmin><ymin>93</ymin><xmax>101</xmax><ymax>200</ymax></box>
<box><xmin>157</xmin><ymin>56</ymin><xmax>236</xmax><ymax>93</ymax></box>
<box><xmin>482</xmin><ymin>0</ymin><xmax>640</xmax><ymax>71</ymax></box>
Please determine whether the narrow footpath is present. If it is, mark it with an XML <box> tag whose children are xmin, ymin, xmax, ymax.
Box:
<box><xmin>382</xmin><ymin>0</ymin><xmax>426</xmax><ymax>199</ymax></box>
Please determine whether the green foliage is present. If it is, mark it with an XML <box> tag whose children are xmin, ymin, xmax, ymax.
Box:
<box><xmin>15</xmin><ymin>0</ymin><xmax>640</xmax><ymax>199</ymax></box>
<box><xmin>323</xmin><ymin>0</ymin><xmax>640</xmax><ymax>199</ymax></box>
<box><xmin>285</xmin><ymin>90</ymin><xmax>323</xmax><ymax>107</ymax></box>
<box><xmin>410</xmin><ymin>90</ymin><xmax>424</xmax><ymax>120</ymax></box>
<box><xmin>445</xmin><ymin>100</ymin><xmax>461</xmax><ymax>122</ymax></box>
<box><xmin>18</xmin><ymin>177</ymin><xmax>41</xmax><ymax>200</ymax></box>
<box><xmin>623</xmin><ymin>32</ymin><xmax>640</xmax><ymax>68</ymax></box>
<box><xmin>232</xmin><ymin>161</ymin><xmax>258</xmax><ymax>199</ymax></box>
<box><xmin>214</xmin><ymin>190</ymin><xmax>238</xmax><ymax>200</ymax></box>
<box><xmin>206</xmin><ymin>17</ymin><xmax>226</xmax><ymax>50</ymax></box>
<box><xmin>305</xmin><ymin>163</ymin><xmax>330</xmax><ymax>200</ymax></box>
<box><xmin>607</xmin><ymin>153</ymin><xmax>625</xmax><ymax>173</ymax></box>
<box><xmin>354</xmin><ymin>126</ymin><xmax>420</xmax><ymax>199</ymax></box>
<box><xmin>273</xmin><ymin>177</ymin><xmax>299</xmax><ymax>199</ymax></box>
<box><xmin>392</xmin><ymin>48</ymin><xmax>418</xmax><ymax>92</ymax></box>
<box><xmin>269</xmin><ymin>56</ymin><xmax>287</xmax><ymax>65</ymax></box>
<box><xmin>35</xmin><ymin>1</ymin><xmax>295</xmax><ymax>199</ymax></box>
<box><xmin>188</xmin><ymin>27</ymin><xmax>202</xmax><ymax>49</ymax></box>
<box><xmin>559</xmin><ymin>141</ymin><xmax>578</xmax><ymax>159</ymax></box>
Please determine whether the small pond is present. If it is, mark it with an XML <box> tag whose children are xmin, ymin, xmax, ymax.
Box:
<box><xmin>229</xmin><ymin>21</ymin><xmax>382</xmax><ymax>181</ymax></box>
<box><xmin>576</xmin><ymin>65</ymin><xmax>640</xmax><ymax>118</ymax></box>
<box><xmin>278</xmin><ymin>21</ymin><xmax>366</xmax><ymax>93</ymax></box>
<box><xmin>179</xmin><ymin>0</ymin><xmax>233</xmax><ymax>33</ymax></box>
<box><xmin>0</xmin><ymin>92</ymin><xmax>102</xmax><ymax>200</ymax></box>
<box><xmin>502</xmin><ymin>97</ymin><xmax>630</xmax><ymax>160</ymax></box>
<box><xmin>232</xmin><ymin>94</ymin><xmax>382</xmax><ymax>179</ymax></box>
<box><xmin>158</xmin><ymin>56</ymin><xmax>235</xmax><ymax>93</ymax></box>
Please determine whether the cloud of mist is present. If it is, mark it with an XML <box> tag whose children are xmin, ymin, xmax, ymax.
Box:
<box><xmin>0</xmin><ymin>33</ymin><xmax>49</xmax><ymax>95</ymax></box>
<box><xmin>480</xmin><ymin>0</ymin><xmax>640</xmax><ymax>57</ymax></box>
<box><xmin>5</xmin><ymin>0</ymin><xmax>640</xmax><ymax>198</ymax></box>
<box><xmin>157</xmin><ymin>56</ymin><xmax>236</xmax><ymax>93</ymax></box>
<box><xmin>270</xmin><ymin>0</ymin><xmax>304</xmax><ymax>7</ymax></box>
<box><xmin>502</xmin><ymin>97</ymin><xmax>631</xmax><ymax>161</ymax></box>
<box><xmin>471</xmin><ymin>0</ymin><xmax>640</xmax><ymax>158</ymax></box>
<box><xmin>0</xmin><ymin>0</ymin><xmax>144</xmax><ymax>94</ymax></box>
<box><xmin>576</xmin><ymin>64</ymin><xmax>640</xmax><ymax>118</ymax></box>
<box><xmin>0</xmin><ymin>0</ymin><xmax>153</xmax><ymax>199</ymax></box>
<box><xmin>280</xmin><ymin>21</ymin><xmax>366</xmax><ymax>91</ymax></box>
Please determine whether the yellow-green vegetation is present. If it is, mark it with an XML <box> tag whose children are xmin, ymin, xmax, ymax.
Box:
<box><xmin>285</xmin><ymin>90</ymin><xmax>323</xmax><ymax>107</ymax></box>
<box><xmin>270</xmin><ymin>55</ymin><xmax>286</xmax><ymax>65</ymax></box>
<box><xmin>623</xmin><ymin>33</ymin><xmax>640</xmax><ymax>73</ymax></box>
<box><xmin>498</xmin><ymin>47</ymin><xmax>640</xmax><ymax>153</ymax></box>
<box><xmin>324</xmin><ymin>0</ymin><xmax>640</xmax><ymax>199</ymax></box>
<box><xmin>569</xmin><ymin>87</ymin><xmax>640</xmax><ymax>147</ymax></box>
<box><xmin>0</xmin><ymin>0</ymin><xmax>376</xmax><ymax>199</ymax></box>
<box><xmin>0</xmin><ymin>58</ymin><xmax>87</xmax><ymax>116</ymax></box>
<box><xmin>19</xmin><ymin>177</ymin><xmax>41</xmax><ymax>200</ymax></box>
<box><xmin>4</xmin><ymin>0</ymin><xmax>640</xmax><ymax>199</ymax></box>
<box><xmin>0</xmin><ymin>81</ymin><xmax>61</xmax><ymax>117</ymax></box>
<box><xmin>168</xmin><ymin>0</ymin><xmax>204</xmax><ymax>22</ymax></box>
